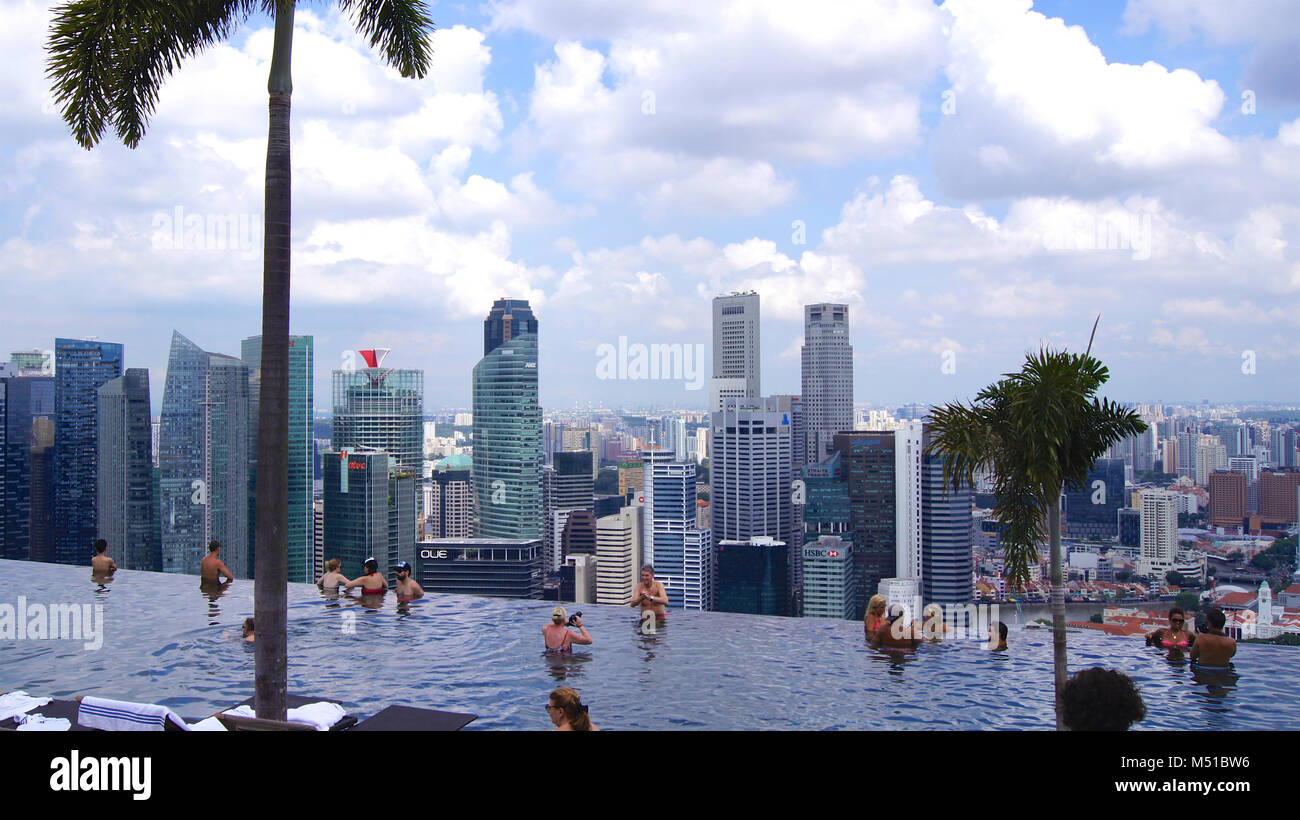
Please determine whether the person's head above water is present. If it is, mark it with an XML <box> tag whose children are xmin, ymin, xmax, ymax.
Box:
<box><xmin>1206</xmin><ymin>607</ymin><xmax>1226</xmax><ymax>631</ymax></box>
<box><xmin>395</xmin><ymin>561</ymin><xmax>411</xmax><ymax>575</ymax></box>
<box><xmin>325</xmin><ymin>558</ymin><xmax>340</xmax><ymax>573</ymax></box>
<box><xmin>95</xmin><ymin>539</ymin><xmax>107</xmax><ymax>554</ymax></box>
<box><xmin>1059</xmin><ymin>667</ymin><xmax>1146</xmax><ymax>731</ymax></box>
<box><xmin>886</xmin><ymin>604</ymin><xmax>907</xmax><ymax>623</ymax></box>
<box><xmin>867</xmin><ymin>594</ymin><xmax>887</xmax><ymax>617</ymax></box>
<box><xmin>364</xmin><ymin>557</ymin><xmax>378</xmax><ymax>574</ymax></box>
<box><xmin>548</xmin><ymin>686</ymin><xmax>592</xmax><ymax>731</ymax></box>
<box><xmin>242</xmin><ymin>617</ymin><xmax>254</xmax><ymax>634</ymax></box>
<box><xmin>1167</xmin><ymin>606</ymin><xmax>1187</xmax><ymax>627</ymax></box>
<box><xmin>208</xmin><ymin>540</ymin><xmax>221</xmax><ymax>553</ymax></box>
<box><xmin>551</xmin><ymin>606</ymin><xmax>568</xmax><ymax>625</ymax></box>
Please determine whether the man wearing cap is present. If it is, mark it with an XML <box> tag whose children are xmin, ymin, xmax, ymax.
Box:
<box><xmin>394</xmin><ymin>561</ymin><xmax>423</xmax><ymax>601</ymax></box>
<box><xmin>345</xmin><ymin>557</ymin><xmax>387</xmax><ymax>595</ymax></box>
<box><xmin>543</xmin><ymin>606</ymin><xmax>592</xmax><ymax>653</ymax></box>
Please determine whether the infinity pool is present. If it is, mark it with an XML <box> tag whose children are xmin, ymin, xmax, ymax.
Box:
<box><xmin>1</xmin><ymin>559</ymin><xmax>1296</xmax><ymax>730</ymax></box>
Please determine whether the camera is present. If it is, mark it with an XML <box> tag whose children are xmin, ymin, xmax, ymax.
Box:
<box><xmin>567</xmin><ymin>611</ymin><xmax>583</xmax><ymax>626</ymax></box>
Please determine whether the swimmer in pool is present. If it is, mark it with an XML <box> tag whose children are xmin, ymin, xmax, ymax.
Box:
<box><xmin>919</xmin><ymin>603</ymin><xmax>952</xmax><ymax>641</ymax></box>
<box><xmin>1145</xmin><ymin>606</ymin><xmax>1196</xmax><ymax>651</ymax></box>
<box><xmin>200</xmin><ymin>541</ymin><xmax>235</xmax><ymax>585</ymax></box>
<box><xmin>241</xmin><ymin>618</ymin><xmax>255</xmax><ymax>643</ymax></box>
<box><xmin>630</xmin><ymin>564</ymin><xmax>668</xmax><ymax>623</ymax></box>
<box><xmin>1190</xmin><ymin>607</ymin><xmax>1236</xmax><ymax>669</ymax></box>
<box><xmin>988</xmin><ymin>621</ymin><xmax>1008</xmax><ymax>651</ymax></box>
<box><xmin>345</xmin><ymin>557</ymin><xmax>387</xmax><ymax>596</ymax></box>
<box><xmin>875</xmin><ymin>605</ymin><xmax>920</xmax><ymax>649</ymax></box>
<box><xmin>394</xmin><ymin>561</ymin><xmax>423</xmax><ymax>601</ymax></box>
<box><xmin>543</xmin><ymin>606</ymin><xmax>592</xmax><ymax>654</ymax></box>
<box><xmin>316</xmin><ymin>558</ymin><xmax>350</xmax><ymax>590</ymax></box>
<box><xmin>864</xmin><ymin>594</ymin><xmax>887</xmax><ymax>642</ymax></box>
<box><xmin>90</xmin><ymin>539</ymin><xmax>117</xmax><ymax>575</ymax></box>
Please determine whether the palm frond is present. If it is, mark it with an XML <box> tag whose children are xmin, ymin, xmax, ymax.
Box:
<box><xmin>339</xmin><ymin>0</ymin><xmax>435</xmax><ymax>78</ymax></box>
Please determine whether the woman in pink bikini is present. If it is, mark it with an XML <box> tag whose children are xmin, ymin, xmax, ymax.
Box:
<box><xmin>1145</xmin><ymin>606</ymin><xmax>1195</xmax><ymax>651</ymax></box>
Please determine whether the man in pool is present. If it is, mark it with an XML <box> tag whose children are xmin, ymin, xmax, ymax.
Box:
<box><xmin>90</xmin><ymin>539</ymin><xmax>117</xmax><ymax>574</ymax></box>
<box><xmin>876</xmin><ymin>605</ymin><xmax>920</xmax><ymax>649</ymax></box>
<box><xmin>1190</xmin><ymin>607</ymin><xmax>1236</xmax><ymax>668</ymax></box>
<box><xmin>629</xmin><ymin>564</ymin><xmax>668</xmax><ymax>623</ymax></box>
<box><xmin>200</xmin><ymin>541</ymin><xmax>235</xmax><ymax>585</ymax></box>
<box><xmin>242</xmin><ymin>618</ymin><xmax>255</xmax><ymax>643</ymax></box>
<box><xmin>988</xmin><ymin>621</ymin><xmax>1008</xmax><ymax>651</ymax></box>
<box><xmin>394</xmin><ymin>561</ymin><xmax>423</xmax><ymax>601</ymax></box>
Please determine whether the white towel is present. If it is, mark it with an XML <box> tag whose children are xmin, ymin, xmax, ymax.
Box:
<box><xmin>78</xmin><ymin>696</ymin><xmax>190</xmax><ymax>731</ymax></box>
<box><xmin>224</xmin><ymin>701</ymin><xmax>345</xmax><ymax>730</ymax></box>
<box><xmin>187</xmin><ymin>716</ymin><xmax>228</xmax><ymax>732</ymax></box>
<box><xmin>15</xmin><ymin>713</ymin><xmax>71</xmax><ymax>731</ymax></box>
<box><xmin>0</xmin><ymin>691</ymin><xmax>52</xmax><ymax>722</ymax></box>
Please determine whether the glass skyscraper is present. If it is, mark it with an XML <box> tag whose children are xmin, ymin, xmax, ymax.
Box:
<box><xmin>801</xmin><ymin>304</ymin><xmax>853</xmax><ymax>465</ymax></box>
<box><xmin>473</xmin><ymin>299</ymin><xmax>542</xmax><ymax>540</ymax></box>
<box><xmin>330</xmin><ymin>353</ymin><xmax>423</xmax><ymax>475</ymax></box>
<box><xmin>1064</xmin><ymin>457</ymin><xmax>1126</xmax><ymax>540</ymax></box>
<box><xmin>97</xmin><ymin>369</ymin><xmax>159</xmax><ymax>571</ymax></box>
<box><xmin>0</xmin><ymin>364</ymin><xmax>54</xmax><ymax>560</ymax></box>
<box><xmin>159</xmin><ymin>331</ymin><xmax>250</xmax><ymax>577</ymax></box>
<box><xmin>243</xmin><ymin>334</ymin><xmax>314</xmax><ymax>582</ymax></box>
<box><xmin>54</xmin><ymin>338</ymin><xmax>124</xmax><ymax>565</ymax></box>
<box><xmin>323</xmin><ymin>448</ymin><xmax>415</xmax><ymax>581</ymax></box>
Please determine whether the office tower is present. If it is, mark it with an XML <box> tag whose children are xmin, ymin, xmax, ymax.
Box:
<box><xmin>712</xmin><ymin>291</ymin><xmax>760</xmax><ymax>398</ymax></box>
<box><xmin>544</xmin><ymin>450</ymin><xmax>595</xmax><ymax>572</ymax></box>
<box><xmin>1228</xmin><ymin>456</ymin><xmax>1259</xmax><ymax>482</ymax></box>
<box><xmin>1195</xmin><ymin>436</ymin><xmax>1226</xmax><ymax>487</ymax></box>
<box><xmin>596</xmin><ymin>505</ymin><xmax>643</xmax><ymax>606</ymax></box>
<box><xmin>10</xmin><ymin>350</ymin><xmax>51</xmax><ymax>373</ymax></box>
<box><xmin>619</xmin><ymin>460</ymin><xmax>645</xmax><ymax>496</ymax></box>
<box><xmin>715</xmin><ymin>536</ymin><xmax>789</xmax><ymax>616</ymax></box>
<box><xmin>1117</xmin><ymin>507</ymin><xmax>1142</xmax><ymax>548</ymax></box>
<box><xmin>428</xmin><ymin>456</ymin><xmax>474</xmax><ymax>539</ymax></box>
<box><xmin>28</xmin><ymin>418</ymin><xmax>55</xmax><ymax>562</ymax></box>
<box><xmin>1259</xmin><ymin>471</ymin><xmax>1300</xmax><ymax>524</ymax></box>
<box><xmin>801</xmin><ymin>450</ymin><xmax>853</xmax><ymax>543</ymax></box>
<box><xmin>1</xmin><ymin>364</ymin><xmax>54</xmax><ymax>560</ymax></box>
<box><xmin>331</xmin><ymin>348</ymin><xmax>422</xmax><ymax>474</ymax></box>
<box><xmin>921</xmin><ymin>426</ymin><xmax>973</xmax><ymax>606</ymax></box>
<box><xmin>695</xmin><ymin>427</ymin><xmax>708</xmax><ymax>463</ymax></box>
<box><xmin>473</xmin><ymin>299</ymin><xmax>542</xmax><ymax>540</ymax></box>
<box><xmin>53</xmin><ymin>338</ymin><xmax>124</xmax><ymax>564</ymax></box>
<box><xmin>1161</xmin><ymin>439</ymin><xmax>1177</xmax><ymax>475</ymax></box>
<box><xmin>96</xmin><ymin>369</ymin><xmax>159</xmax><ymax>571</ymax></box>
<box><xmin>801</xmin><ymin>304</ymin><xmax>853</xmax><ymax>464</ymax></box>
<box><xmin>560</xmin><ymin>509</ymin><xmax>598</xmax><ymax>558</ymax></box>
<box><xmin>415</xmin><ymin>537</ymin><xmax>542</xmax><ymax>598</ymax></box>
<box><xmin>313</xmin><ymin>499</ymin><xmax>324</xmax><ymax>579</ymax></box>
<box><xmin>640</xmin><ymin>449</ymin><xmax>711</xmax><ymax>610</ymax></box>
<box><xmin>1176</xmin><ymin>427</ymin><xmax>1198</xmax><ymax>480</ymax></box>
<box><xmin>1138</xmin><ymin>490</ymin><xmax>1178</xmax><ymax>576</ymax></box>
<box><xmin>1207</xmin><ymin>471</ymin><xmax>1247</xmax><ymax>530</ymax></box>
<box><xmin>158</xmin><ymin>332</ymin><xmax>250</xmax><ymax>577</ymax></box>
<box><xmin>1064</xmin><ymin>457</ymin><xmax>1125</xmax><ymax>540</ymax></box>
<box><xmin>802</xmin><ymin>535</ymin><xmax>855</xmax><ymax>619</ymax></box>
<box><xmin>323</xmin><ymin>448</ymin><xmax>415</xmax><ymax>580</ymax></box>
<box><xmin>243</xmin><ymin>334</ymin><xmax>314</xmax><ymax>582</ymax></box>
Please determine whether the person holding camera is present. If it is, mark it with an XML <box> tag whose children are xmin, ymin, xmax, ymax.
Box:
<box><xmin>543</xmin><ymin>606</ymin><xmax>593</xmax><ymax>654</ymax></box>
<box><xmin>629</xmin><ymin>564</ymin><xmax>668</xmax><ymax>623</ymax></box>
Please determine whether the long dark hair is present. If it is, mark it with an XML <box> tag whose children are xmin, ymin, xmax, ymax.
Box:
<box><xmin>550</xmin><ymin>687</ymin><xmax>591</xmax><ymax>731</ymax></box>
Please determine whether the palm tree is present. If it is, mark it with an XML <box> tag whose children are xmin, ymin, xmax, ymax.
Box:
<box><xmin>48</xmin><ymin>0</ymin><xmax>435</xmax><ymax>719</ymax></box>
<box><xmin>926</xmin><ymin>320</ymin><xmax>1146</xmax><ymax>729</ymax></box>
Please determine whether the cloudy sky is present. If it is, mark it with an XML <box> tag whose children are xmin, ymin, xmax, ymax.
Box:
<box><xmin>2</xmin><ymin>0</ymin><xmax>1298</xmax><ymax>413</ymax></box>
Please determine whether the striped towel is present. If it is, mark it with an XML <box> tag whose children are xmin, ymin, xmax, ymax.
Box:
<box><xmin>77</xmin><ymin>696</ymin><xmax>190</xmax><ymax>731</ymax></box>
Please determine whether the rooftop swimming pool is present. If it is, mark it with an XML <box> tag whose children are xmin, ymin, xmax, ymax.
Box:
<box><xmin>1</xmin><ymin>559</ymin><xmax>1296</xmax><ymax>730</ymax></box>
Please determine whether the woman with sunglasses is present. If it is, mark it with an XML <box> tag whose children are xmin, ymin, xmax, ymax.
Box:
<box><xmin>546</xmin><ymin>687</ymin><xmax>597</xmax><ymax>731</ymax></box>
<box><xmin>1145</xmin><ymin>606</ymin><xmax>1196</xmax><ymax>650</ymax></box>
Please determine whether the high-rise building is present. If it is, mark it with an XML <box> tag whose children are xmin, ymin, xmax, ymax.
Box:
<box><xmin>415</xmin><ymin>537</ymin><xmax>542</xmax><ymax>598</ymax></box>
<box><xmin>920</xmin><ymin>426</ymin><xmax>973</xmax><ymax>606</ymax></box>
<box><xmin>53</xmin><ymin>338</ymin><xmax>124</xmax><ymax>564</ymax></box>
<box><xmin>1</xmin><ymin>364</ymin><xmax>54</xmax><ymax>560</ymax></box>
<box><xmin>1117</xmin><ymin>507</ymin><xmax>1142</xmax><ymax>548</ymax></box>
<box><xmin>618</xmin><ymin>460</ymin><xmax>645</xmax><ymax>496</ymax></box>
<box><xmin>560</xmin><ymin>510</ymin><xmax>598</xmax><ymax>559</ymax></box>
<box><xmin>28</xmin><ymin>418</ymin><xmax>55</xmax><ymax>562</ymax></box>
<box><xmin>1138</xmin><ymin>490</ymin><xmax>1178</xmax><ymax>576</ymax></box>
<box><xmin>712</xmin><ymin>291</ymin><xmax>760</xmax><ymax>399</ymax></box>
<box><xmin>596</xmin><ymin>505</ymin><xmax>642</xmax><ymax>606</ymax></box>
<box><xmin>96</xmin><ymin>369</ymin><xmax>159</xmax><ymax>571</ymax></box>
<box><xmin>1259</xmin><ymin>471</ymin><xmax>1300</xmax><ymax>524</ymax></box>
<box><xmin>243</xmin><ymin>334</ymin><xmax>314</xmax><ymax>582</ymax></box>
<box><xmin>715</xmin><ymin>536</ymin><xmax>789</xmax><ymax>616</ymax></box>
<box><xmin>322</xmin><ymin>448</ymin><xmax>416</xmax><ymax>581</ymax></box>
<box><xmin>313</xmin><ymin>499</ymin><xmax>325</xmax><ymax>579</ymax></box>
<box><xmin>639</xmin><ymin>449</ymin><xmax>711</xmax><ymax>610</ymax></box>
<box><xmin>801</xmin><ymin>303</ymin><xmax>853</xmax><ymax>464</ymax></box>
<box><xmin>1161</xmin><ymin>439</ymin><xmax>1178</xmax><ymax>475</ymax></box>
<box><xmin>1207</xmin><ymin>471</ymin><xmax>1247</xmax><ymax>530</ymax></box>
<box><xmin>427</xmin><ymin>455</ymin><xmax>474</xmax><ymax>539</ymax></box>
<box><xmin>1064</xmin><ymin>457</ymin><xmax>1125</xmax><ymax>540</ymax></box>
<box><xmin>10</xmin><ymin>350</ymin><xmax>52</xmax><ymax>373</ymax></box>
<box><xmin>801</xmin><ymin>535</ymin><xmax>855</xmax><ymax>619</ymax></box>
<box><xmin>473</xmin><ymin>299</ymin><xmax>542</xmax><ymax>540</ymax></box>
<box><xmin>158</xmin><ymin>332</ymin><xmax>250</xmax><ymax>577</ymax></box>
<box><xmin>544</xmin><ymin>449</ymin><xmax>595</xmax><ymax>572</ymax></box>
<box><xmin>331</xmin><ymin>348</ymin><xmax>422</xmax><ymax>474</ymax></box>
<box><xmin>1195</xmin><ymin>436</ymin><xmax>1227</xmax><ymax>487</ymax></box>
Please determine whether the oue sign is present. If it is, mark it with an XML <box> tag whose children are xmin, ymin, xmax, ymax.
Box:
<box><xmin>419</xmin><ymin>549</ymin><xmax>449</xmax><ymax>560</ymax></box>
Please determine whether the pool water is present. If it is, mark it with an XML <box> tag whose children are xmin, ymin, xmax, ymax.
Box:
<box><xmin>1</xmin><ymin>559</ymin><xmax>1296</xmax><ymax>730</ymax></box>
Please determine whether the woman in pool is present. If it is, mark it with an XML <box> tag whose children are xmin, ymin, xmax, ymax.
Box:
<box><xmin>344</xmin><ymin>557</ymin><xmax>387</xmax><ymax>596</ymax></box>
<box><xmin>543</xmin><ymin>606</ymin><xmax>593</xmax><ymax>654</ymax></box>
<box><xmin>1145</xmin><ymin>607</ymin><xmax>1195</xmax><ymax>651</ymax></box>
<box><xmin>864</xmin><ymin>594</ymin><xmax>888</xmax><ymax>642</ymax></box>
<box><xmin>317</xmin><ymin>558</ymin><xmax>350</xmax><ymax>591</ymax></box>
<box><xmin>547</xmin><ymin>687</ymin><xmax>597</xmax><ymax>731</ymax></box>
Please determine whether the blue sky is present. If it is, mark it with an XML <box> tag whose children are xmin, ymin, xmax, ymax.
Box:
<box><xmin>2</xmin><ymin>0</ymin><xmax>1298</xmax><ymax>413</ymax></box>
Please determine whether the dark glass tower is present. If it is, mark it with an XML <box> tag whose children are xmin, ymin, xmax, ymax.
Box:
<box><xmin>832</xmin><ymin>431</ymin><xmax>898</xmax><ymax>619</ymax></box>
<box><xmin>54</xmin><ymin>338</ymin><xmax>124</xmax><ymax>565</ymax></box>
<box><xmin>483</xmin><ymin>298</ymin><xmax>539</xmax><ymax>357</ymax></box>
<box><xmin>97</xmin><ymin>369</ymin><xmax>159</xmax><ymax>571</ymax></box>
<box><xmin>1064</xmin><ymin>457</ymin><xmax>1125</xmax><ymax>540</ymax></box>
<box><xmin>1</xmin><ymin>366</ymin><xmax>54</xmax><ymax>560</ymax></box>
<box><xmin>921</xmin><ymin>429</ymin><xmax>973</xmax><ymax>606</ymax></box>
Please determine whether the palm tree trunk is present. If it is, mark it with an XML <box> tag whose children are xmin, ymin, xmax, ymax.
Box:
<box><xmin>253</xmin><ymin>0</ymin><xmax>294</xmax><ymax>722</ymax></box>
<box><xmin>1048</xmin><ymin>484</ymin><xmax>1066</xmax><ymax>730</ymax></box>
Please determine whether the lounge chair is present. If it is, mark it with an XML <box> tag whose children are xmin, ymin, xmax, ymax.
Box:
<box><xmin>351</xmin><ymin>704</ymin><xmax>477</xmax><ymax>731</ymax></box>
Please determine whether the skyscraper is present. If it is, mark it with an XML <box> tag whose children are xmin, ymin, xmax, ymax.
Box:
<box><xmin>323</xmin><ymin>447</ymin><xmax>415</xmax><ymax>580</ymax></box>
<box><xmin>801</xmin><ymin>535</ymin><xmax>855</xmax><ymax>619</ymax></box>
<box><xmin>331</xmin><ymin>348</ymin><xmax>423</xmax><ymax>475</ymax></box>
<box><xmin>596</xmin><ymin>505</ymin><xmax>642</xmax><ymax>606</ymax></box>
<box><xmin>801</xmin><ymin>303</ymin><xmax>853</xmax><ymax>464</ymax></box>
<box><xmin>920</xmin><ymin>426</ymin><xmax>973</xmax><ymax>607</ymax></box>
<box><xmin>158</xmin><ymin>332</ymin><xmax>250</xmax><ymax>577</ymax></box>
<box><xmin>473</xmin><ymin>299</ymin><xmax>542</xmax><ymax>540</ymax></box>
<box><xmin>1064</xmin><ymin>457</ymin><xmax>1125</xmax><ymax>540</ymax></box>
<box><xmin>1139</xmin><ymin>490</ymin><xmax>1178</xmax><ymax>577</ymax></box>
<box><xmin>712</xmin><ymin>291</ymin><xmax>760</xmax><ymax>399</ymax></box>
<box><xmin>544</xmin><ymin>449</ymin><xmax>595</xmax><ymax>572</ymax></box>
<box><xmin>53</xmin><ymin>338</ymin><xmax>124</xmax><ymax>565</ymax></box>
<box><xmin>427</xmin><ymin>455</ymin><xmax>474</xmax><ymax>539</ymax></box>
<box><xmin>96</xmin><ymin>369</ymin><xmax>159</xmax><ymax>571</ymax></box>
<box><xmin>0</xmin><ymin>363</ymin><xmax>54</xmax><ymax>560</ymax></box>
<box><xmin>641</xmin><ymin>449</ymin><xmax>711</xmax><ymax>610</ymax></box>
<box><xmin>715</xmin><ymin>536</ymin><xmax>789</xmax><ymax>616</ymax></box>
<box><xmin>243</xmin><ymin>334</ymin><xmax>314</xmax><ymax>582</ymax></box>
<box><xmin>1207</xmin><ymin>471</ymin><xmax>1247</xmax><ymax>530</ymax></box>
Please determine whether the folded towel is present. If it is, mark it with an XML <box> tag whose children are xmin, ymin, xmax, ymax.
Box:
<box><xmin>187</xmin><ymin>716</ymin><xmax>228</xmax><ymax>732</ymax></box>
<box><xmin>15</xmin><ymin>713</ymin><xmax>71</xmax><ymax>731</ymax></box>
<box><xmin>78</xmin><ymin>696</ymin><xmax>190</xmax><ymax>731</ymax></box>
<box><xmin>0</xmin><ymin>691</ymin><xmax>52</xmax><ymax>722</ymax></box>
<box><xmin>224</xmin><ymin>701</ymin><xmax>345</xmax><ymax>730</ymax></box>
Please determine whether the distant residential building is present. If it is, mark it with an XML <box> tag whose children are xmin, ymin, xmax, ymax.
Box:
<box><xmin>1138</xmin><ymin>490</ymin><xmax>1178</xmax><ymax>576</ymax></box>
<box><xmin>1259</xmin><ymin>471</ymin><xmax>1300</xmax><ymax>524</ymax></box>
<box><xmin>53</xmin><ymin>338</ymin><xmax>124</xmax><ymax>564</ymax></box>
<box><xmin>96</xmin><ymin>369</ymin><xmax>159</xmax><ymax>571</ymax></box>
<box><xmin>1207</xmin><ymin>471</ymin><xmax>1247</xmax><ymax>530</ymax></box>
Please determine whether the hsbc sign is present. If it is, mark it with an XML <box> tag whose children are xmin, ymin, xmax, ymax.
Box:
<box><xmin>803</xmin><ymin>547</ymin><xmax>845</xmax><ymax>560</ymax></box>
